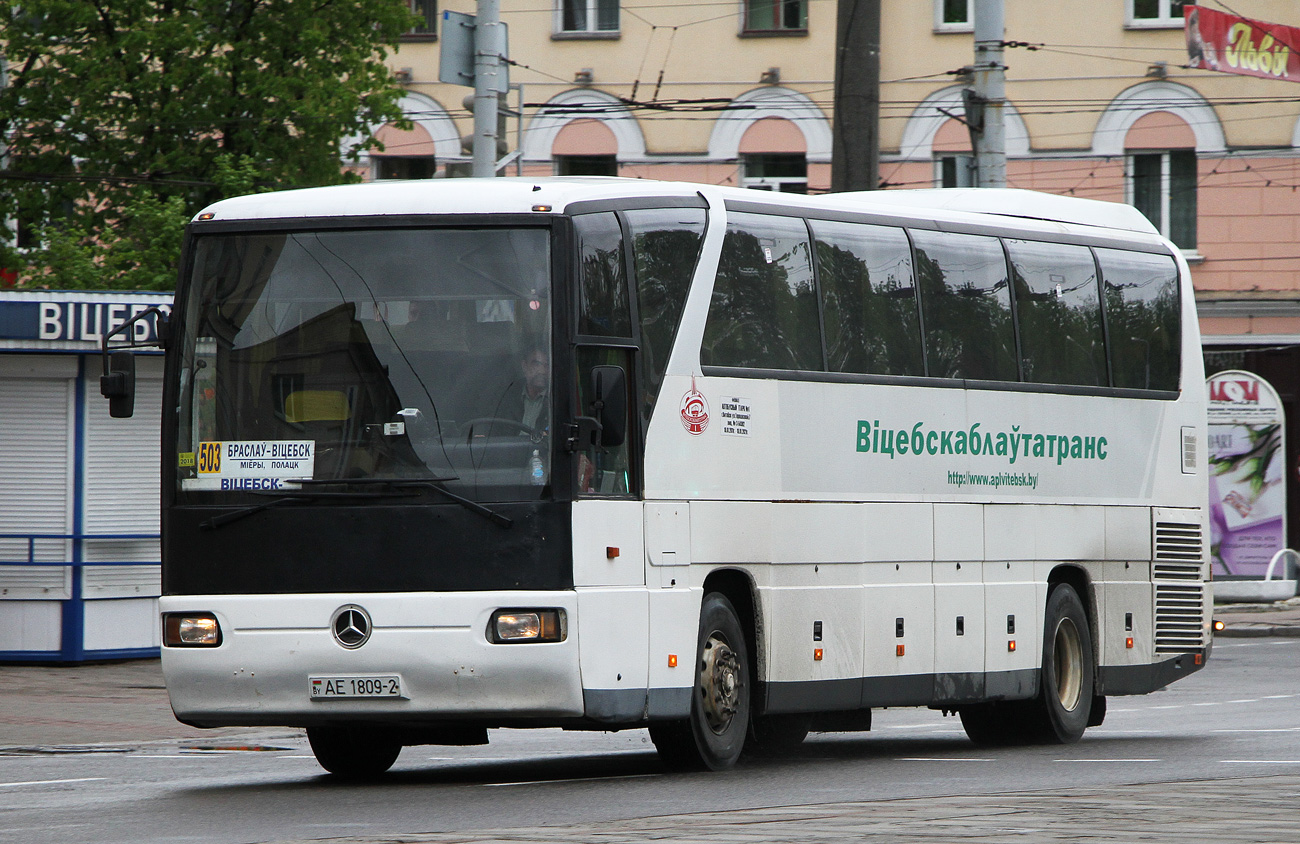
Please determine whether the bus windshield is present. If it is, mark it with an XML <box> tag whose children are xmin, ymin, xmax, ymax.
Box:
<box><xmin>175</xmin><ymin>226</ymin><xmax>552</xmax><ymax>503</ymax></box>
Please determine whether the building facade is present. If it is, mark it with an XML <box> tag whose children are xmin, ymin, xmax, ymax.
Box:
<box><xmin>375</xmin><ymin>0</ymin><xmax>1300</xmax><ymax>554</ymax></box>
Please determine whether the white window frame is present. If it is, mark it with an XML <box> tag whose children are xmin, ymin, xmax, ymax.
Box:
<box><xmin>934</xmin><ymin>0</ymin><xmax>973</xmax><ymax>34</ymax></box>
<box><xmin>554</xmin><ymin>0</ymin><xmax>620</xmax><ymax>37</ymax></box>
<box><xmin>1126</xmin><ymin>0</ymin><xmax>1188</xmax><ymax>30</ymax></box>
<box><xmin>741</xmin><ymin>0</ymin><xmax>809</xmax><ymax>35</ymax></box>
<box><xmin>403</xmin><ymin>0</ymin><xmax>437</xmax><ymax>38</ymax></box>
<box><xmin>935</xmin><ymin>154</ymin><xmax>974</xmax><ymax>188</ymax></box>
<box><xmin>1126</xmin><ymin>149</ymin><xmax>1198</xmax><ymax>254</ymax></box>
<box><xmin>740</xmin><ymin>153</ymin><xmax>808</xmax><ymax>193</ymax></box>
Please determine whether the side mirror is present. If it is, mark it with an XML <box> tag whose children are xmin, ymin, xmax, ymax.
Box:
<box><xmin>101</xmin><ymin>350</ymin><xmax>136</xmax><ymax>418</ymax></box>
<box><xmin>590</xmin><ymin>365</ymin><xmax>627</xmax><ymax>448</ymax></box>
<box><xmin>99</xmin><ymin>304</ymin><xmax>168</xmax><ymax>420</ymax></box>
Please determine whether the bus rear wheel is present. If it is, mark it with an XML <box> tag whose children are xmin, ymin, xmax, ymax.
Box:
<box><xmin>1031</xmin><ymin>583</ymin><xmax>1094</xmax><ymax>743</ymax></box>
<box><xmin>649</xmin><ymin>592</ymin><xmax>751</xmax><ymax>771</ymax></box>
<box><xmin>306</xmin><ymin>726</ymin><xmax>402</xmax><ymax>779</ymax></box>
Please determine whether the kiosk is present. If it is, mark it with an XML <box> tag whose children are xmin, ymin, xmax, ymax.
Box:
<box><xmin>0</xmin><ymin>289</ymin><xmax>170</xmax><ymax>661</ymax></box>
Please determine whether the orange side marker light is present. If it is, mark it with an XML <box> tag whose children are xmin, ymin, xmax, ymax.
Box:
<box><xmin>1008</xmin><ymin>640</ymin><xmax>1016</xmax><ymax>652</ymax></box>
<box><xmin>896</xmin><ymin>644</ymin><xmax>905</xmax><ymax>657</ymax></box>
<box><xmin>1126</xmin><ymin>637</ymin><xmax>1134</xmax><ymax>649</ymax></box>
<box><xmin>813</xmin><ymin>648</ymin><xmax>823</xmax><ymax>661</ymax></box>
<box><xmin>668</xmin><ymin>654</ymin><xmax>678</xmax><ymax>668</ymax></box>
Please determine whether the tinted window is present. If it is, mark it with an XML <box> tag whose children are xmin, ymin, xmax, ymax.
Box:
<box><xmin>911</xmin><ymin>230</ymin><xmax>1017</xmax><ymax>381</ymax></box>
<box><xmin>703</xmin><ymin>212</ymin><xmax>821</xmax><ymax>371</ymax></box>
<box><xmin>574</xmin><ymin>212</ymin><xmax>631</xmax><ymax>337</ymax></box>
<box><xmin>1097</xmin><ymin>248</ymin><xmax>1181</xmax><ymax>391</ymax></box>
<box><xmin>811</xmin><ymin>219</ymin><xmax>922</xmax><ymax>377</ymax></box>
<box><xmin>626</xmin><ymin>207</ymin><xmax>707</xmax><ymax>414</ymax></box>
<box><xmin>1007</xmin><ymin>240</ymin><xmax>1106</xmax><ymax>387</ymax></box>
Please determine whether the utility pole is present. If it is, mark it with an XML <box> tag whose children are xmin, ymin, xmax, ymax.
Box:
<box><xmin>831</xmin><ymin>0</ymin><xmax>881</xmax><ymax>192</ymax></box>
<box><xmin>970</xmin><ymin>0</ymin><xmax>1006</xmax><ymax>188</ymax></box>
<box><xmin>472</xmin><ymin>0</ymin><xmax>505</xmax><ymax>177</ymax></box>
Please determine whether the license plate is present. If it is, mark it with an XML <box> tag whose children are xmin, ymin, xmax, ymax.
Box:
<box><xmin>309</xmin><ymin>675</ymin><xmax>403</xmax><ymax>699</ymax></box>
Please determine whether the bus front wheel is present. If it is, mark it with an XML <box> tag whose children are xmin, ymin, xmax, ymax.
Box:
<box><xmin>306</xmin><ymin>726</ymin><xmax>402</xmax><ymax>779</ymax></box>
<box><xmin>649</xmin><ymin>592</ymin><xmax>751</xmax><ymax>771</ymax></box>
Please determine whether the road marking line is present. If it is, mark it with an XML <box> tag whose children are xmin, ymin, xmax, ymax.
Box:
<box><xmin>1052</xmin><ymin>759</ymin><xmax>1160</xmax><ymax>763</ymax></box>
<box><xmin>0</xmin><ymin>777</ymin><xmax>105</xmax><ymax>788</ymax></box>
<box><xmin>1220</xmin><ymin>760</ymin><xmax>1300</xmax><ymax>764</ymax></box>
<box><xmin>484</xmin><ymin>773</ymin><xmax>659</xmax><ymax>787</ymax></box>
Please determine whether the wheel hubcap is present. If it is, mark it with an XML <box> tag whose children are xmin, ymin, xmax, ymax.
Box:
<box><xmin>699</xmin><ymin>632</ymin><xmax>742</xmax><ymax>734</ymax></box>
<box><xmin>1053</xmin><ymin>617</ymin><xmax>1084</xmax><ymax>712</ymax></box>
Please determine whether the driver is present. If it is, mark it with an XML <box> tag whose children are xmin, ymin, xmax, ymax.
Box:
<box><xmin>517</xmin><ymin>346</ymin><xmax>549</xmax><ymax>432</ymax></box>
<box><xmin>488</xmin><ymin>344</ymin><xmax>550</xmax><ymax>438</ymax></box>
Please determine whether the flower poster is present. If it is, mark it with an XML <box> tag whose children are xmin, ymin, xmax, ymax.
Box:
<box><xmin>1207</xmin><ymin>371</ymin><xmax>1286</xmax><ymax>578</ymax></box>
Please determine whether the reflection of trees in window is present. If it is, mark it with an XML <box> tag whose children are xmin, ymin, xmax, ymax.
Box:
<box><xmin>912</xmin><ymin>230</ymin><xmax>1017</xmax><ymax>381</ymax></box>
<box><xmin>1097</xmin><ymin>248</ymin><xmax>1180</xmax><ymax>391</ymax></box>
<box><xmin>1007</xmin><ymin>240</ymin><xmax>1106</xmax><ymax>387</ymax></box>
<box><xmin>702</xmin><ymin>212</ymin><xmax>821</xmax><ymax>371</ymax></box>
<box><xmin>810</xmin><ymin>220</ymin><xmax>923</xmax><ymax>377</ymax></box>
<box><xmin>574</xmin><ymin>213</ymin><xmax>631</xmax><ymax>338</ymax></box>
<box><xmin>627</xmin><ymin>208</ymin><xmax>706</xmax><ymax>419</ymax></box>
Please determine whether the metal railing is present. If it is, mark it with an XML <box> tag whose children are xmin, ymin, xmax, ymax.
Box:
<box><xmin>0</xmin><ymin>531</ymin><xmax>162</xmax><ymax>663</ymax></box>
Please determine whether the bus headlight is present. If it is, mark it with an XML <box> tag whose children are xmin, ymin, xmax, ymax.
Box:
<box><xmin>163</xmin><ymin>613</ymin><xmax>223</xmax><ymax>647</ymax></box>
<box><xmin>489</xmin><ymin>609</ymin><xmax>566</xmax><ymax>643</ymax></box>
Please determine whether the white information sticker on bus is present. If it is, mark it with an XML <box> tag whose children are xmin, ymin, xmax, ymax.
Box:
<box><xmin>182</xmin><ymin>440</ymin><xmax>315</xmax><ymax>491</ymax></box>
<box><xmin>309</xmin><ymin>675</ymin><xmax>404</xmax><ymax>699</ymax></box>
<box><xmin>720</xmin><ymin>397</ymin><xmax>753</xmax><ymax>437</ymax></box>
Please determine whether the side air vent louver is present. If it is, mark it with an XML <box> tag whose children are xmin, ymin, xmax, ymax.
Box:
<box><xmin>1153</xmin><ymin>521</ymin><xmax>1206</xmax><ymax>653</ymax></box>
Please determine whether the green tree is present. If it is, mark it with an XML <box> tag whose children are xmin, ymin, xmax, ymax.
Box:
<box><xmin>0</xmin><ymin>0</ymin><xmax>416</xmax><ymax>290</ymax></box>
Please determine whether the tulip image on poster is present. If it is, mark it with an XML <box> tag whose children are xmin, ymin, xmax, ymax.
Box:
<box><xmin>1207</xmin><ymin>371</ymin><xmax>1287</xmax><ymax>577</ymax></box>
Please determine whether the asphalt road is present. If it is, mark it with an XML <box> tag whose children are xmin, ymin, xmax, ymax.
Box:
<box><xmin>3</xmin><ymin>637</ymin><xmax>1300</xmax><ymax>844</ymax></box>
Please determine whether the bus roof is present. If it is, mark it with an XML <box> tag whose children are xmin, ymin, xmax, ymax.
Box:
<box><xmin>194</xmin><ymin>178</ymin><xmax>1159</xmax><ymax>238</ymax></box>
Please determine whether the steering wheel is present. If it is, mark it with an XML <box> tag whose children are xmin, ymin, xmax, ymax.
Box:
<box><xmin>456</xmin><ymin>417</ymin><xmax>542</xmax><ymax>439</ymax></box>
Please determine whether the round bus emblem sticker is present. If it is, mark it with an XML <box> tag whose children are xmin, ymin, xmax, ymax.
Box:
<box><xmin>680</xmin><ymin>388</ymin><xmax>709</xmax><ymax>435</ymax></box>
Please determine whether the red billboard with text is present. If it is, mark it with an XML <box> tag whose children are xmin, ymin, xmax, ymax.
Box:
<box><xmin>1185</xmin><ymin>5</ymin><xmax>1300</xmax><ymax>82</ymax></box>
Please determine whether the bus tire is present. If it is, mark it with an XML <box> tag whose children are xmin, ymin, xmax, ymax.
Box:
<box><xmin>1032</xmin><ymin>583</ymin><xmax>1094</xmax><ymax>744</ymax></box>
<box><xmin>306</xmin><ymin>726</ymin><xmax>402</xmax><ymax>779</ymax></box>
<box><xmin>649</xmin><ymin>593</ymin><xmax>751</xmax><ymax>771</ymax></box>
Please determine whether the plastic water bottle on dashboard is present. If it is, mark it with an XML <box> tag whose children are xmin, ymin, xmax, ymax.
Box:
<box><xmin>529</xmin><ymin>450</ymin><xmax>545</xmax><ymax>485</ymax></box>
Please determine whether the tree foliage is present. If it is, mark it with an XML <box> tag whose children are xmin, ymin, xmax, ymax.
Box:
<box><xmin>0</xmin><ymin>0</ymin><xmax>416</xmax><ymax>290</ymax></box>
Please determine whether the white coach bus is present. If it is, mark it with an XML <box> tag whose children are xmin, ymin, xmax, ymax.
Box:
<box><xmin>103</xmin><ymin>178</ymin><xmax>1210</xmax><ymax>777</ymax></box>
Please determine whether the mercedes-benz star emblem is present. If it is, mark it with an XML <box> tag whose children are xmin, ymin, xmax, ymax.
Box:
<box><xmin>331</xmin><ymin>605</ymin><xmax>372</xmax><ymax>649</ymax></box>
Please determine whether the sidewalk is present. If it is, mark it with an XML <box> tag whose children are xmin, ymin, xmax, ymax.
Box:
<box><xmin>1213</xmin><ymin>596</ymin><xmax>1300</xmax><ymax>637</ymax></box>
<box><xmin>0</xmin><ymin>658</ymin><xmax>287</xmax><ymax>750</ymax></box>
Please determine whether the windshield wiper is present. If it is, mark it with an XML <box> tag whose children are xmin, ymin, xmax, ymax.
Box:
<box><xmin>294</xmin><ymin>477</ymin><xmax>514</xmax><ymax>529</ymax></box>
<box><xmin>199</xmin><ymin>488</ymin><xmax>419</xmax><ymax>531</ymax></box>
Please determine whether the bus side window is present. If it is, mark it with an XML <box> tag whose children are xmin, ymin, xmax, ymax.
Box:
<box><xmin>809</xmin><ymin>219</ymin><xmax>923</xmax><ymax>377</ymax></box>
<box><xmin>1007</xmin><ymin>240</ymin><xmax>1106</xmax><ymax>387</ymax></box>
<box><xmin>703</xmin><ymin>211</ymin><xmax>821</xmax><ymax>371</ymax></box>
<box><xmin>625</xmin><ymin>207</ymin><xmax>706</xmax><ymax>422</ymax></box>
<box><xmin>911</xmin><ymin>229</ymin><xmax>1017</xmax><ymax>382</ymax></box>
<box><xmin>573</xmin><ymin>213</ymin><xmax>632</xmax><ymax>339</ymax></box>
<box><xmin>1096</xmin><ymin>248</ymin><xmax>1181</xmax><ymax>392</ymax></box>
